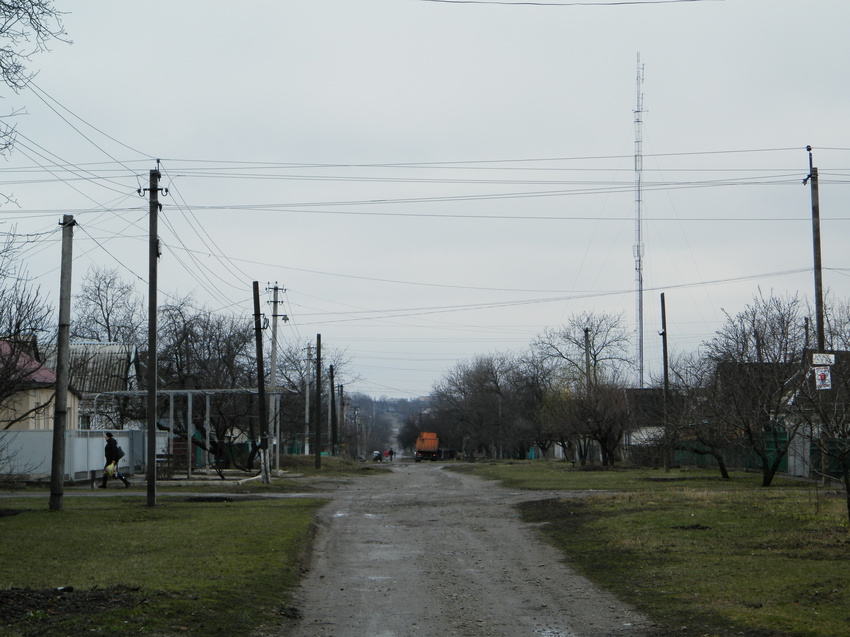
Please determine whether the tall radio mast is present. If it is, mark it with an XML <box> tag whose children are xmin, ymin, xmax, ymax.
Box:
<box><xmin>634</xmin><ymin>54</ymin><xmax>646</xmax><ymax>388</ymax></box>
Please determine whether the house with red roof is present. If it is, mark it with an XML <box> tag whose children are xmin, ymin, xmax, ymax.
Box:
<box><xmin>0</xmin><ymin>341</ymin><xmax>80</xmax><ymax>431</ymax></box>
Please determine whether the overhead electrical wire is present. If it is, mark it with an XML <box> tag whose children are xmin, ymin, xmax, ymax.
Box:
<box><xmin>160</xmin><ymin>162</ymin><xmax>257</xmax><ymax>288</ymax></box>
<box><xmin>419</xmin><ymin>0</ymin><xmax>721</xmax><ymax>5</ymax></box>
<box><xmin>291</xmin><ymin>268</ymin><xmax>813</xmax><ymax>325</ymax></box>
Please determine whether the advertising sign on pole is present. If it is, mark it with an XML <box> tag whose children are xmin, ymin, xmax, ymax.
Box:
<box><xmin>815</xmin><ymin>366</ymin><xmax>832</xmax><ymax>391</ymax></box>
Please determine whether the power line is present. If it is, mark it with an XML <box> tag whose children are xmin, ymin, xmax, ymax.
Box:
<box><xmin>419</xmin><ymin>0</ymin><xmax>721</xmax><ymax>4</ymax></box>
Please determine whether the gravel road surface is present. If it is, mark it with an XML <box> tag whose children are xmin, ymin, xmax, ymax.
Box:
<box><xmin>273</xmin><ymin>462</ymin><xmax>654</xmax><ymax>637</ymax></box>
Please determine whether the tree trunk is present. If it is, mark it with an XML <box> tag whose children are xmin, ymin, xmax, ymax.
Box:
<box><xmin>713</xmin><ymin>453</ymin><xmax>730</xmax><ymax>480</ymax></box>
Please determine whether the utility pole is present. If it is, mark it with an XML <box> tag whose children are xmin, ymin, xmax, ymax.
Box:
<box><xmin>49</xmin><ymin>215</ymin><xmax>75</xmax><ymax>512</ymax></box>
<box><xmin>329</xmin><ymin>365</ymin><xmax>337</xmax><ymax>455</ymax></box>
<box><xmin>143</xmin><ymin>166</ymin><xmax>165</xmax><ymax>508</ymax></box>
<box><xmin>338</xmin><ymin>384</ymin><xmax>344</xmax><ymax>456</ymax></box>
<box><xmin>584</xmin><ymin>327</ymin><xmax>592</xmax><ymax>396</ymax></box>
<box><xmin>314</xmin><ymin>334</ymin><xmax>322</xmax><ymax>470</ymax></box>
<box><xmin>660</xmin><ymin>293</ymin><xmax>670</xmax><ymax>472</ymax></box>
<box><xmin>267</xmin><ymin>283</ymin><xmax>287</xmax><ymax>471</ymax></box>
<box><xmin>804</xmin><ymin>146</ymin><xmax>826</xmax><ymax>352</ymax></box>
<box><xmin>304</xmin><ymin>344</ymin><xmax>313</xmax><ymax>455</ymax></box>
<box><xmin>252</xmin><ymin>281</ymin><xmax>270</xmax><ymax>483</ymax></box>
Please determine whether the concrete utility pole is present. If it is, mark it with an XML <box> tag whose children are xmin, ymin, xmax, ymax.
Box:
<box><xmin>314</xmin><ymin>334</ymin><xmax>322</xmax><ymax>470</ymax></box>
<box><xmin>253</xmin><ymin>281</ymin><xmax>270</xmax><ymax>483</ymax></box>
<box><xmin>329</xmin><ymin>365</ymin><xmax>336</xmax><ymax>455</ymax></box>
<box><xmin>49</xmin><ymin>215</ymin><xmax>75</xmax><ymax>512</ymax></box>
<box><xmin>143</xmin><ymin>167</ymin><xmax>165</xmax><ymax>508</ymax></box>
<box><xmin>660</xmin><ymin>293</ymin><xmax>670</xmax><ymax>472</ymax></box>
<box><xmin>267</xmin><ymin>283</ymin><xmax>287</xmax><ymax>470</ymax></box>
<box><xmin>338</xmin><ymin>383</ymin><xmax>344</xmax><ymax>455</ymax></box>
<box><xmin>805</xmin><ymin>146</ymin><xmax>826</xmax><ymax>352</ymax></box>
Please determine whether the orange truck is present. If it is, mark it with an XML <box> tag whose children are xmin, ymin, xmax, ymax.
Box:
<box><xmin>414</xmin><ymin>432</ymin><xmax>440</xmax><ymax>462</ymax></box>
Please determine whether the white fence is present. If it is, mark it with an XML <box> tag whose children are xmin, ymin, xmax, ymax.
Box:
<box><xmin>0</xmin><ymin>430</ymin><xmax>169</xmax><ymax>482</ymax></box>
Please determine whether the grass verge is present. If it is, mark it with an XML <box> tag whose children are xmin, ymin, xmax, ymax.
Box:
<box><xmin>0</xmin><ymin>491</ymin><xmax>326</xmax><ymax>636</ymax></box>
<box><xmin>451</xmin><ymin>462</ymin><xmax>850</xmax><ymax>637</ymax></box>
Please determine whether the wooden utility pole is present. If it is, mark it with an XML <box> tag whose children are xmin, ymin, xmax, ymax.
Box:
<box><xmin>145</xmin><ymin>168</ymin><xmax>162</xmax><ymax>508</ymax></box>
<box><xmin>253</xmin><ymin>281</ymin><xmax>270</xmax><ymax>483</ymax></box>
<box><xmin>304</xmin><ymin>344</ymin><xmax>312</xmax><ymax>455</ymax></box>
<box><xmin>805</xmin><ymin>145</ymin><xmax>826</xmax><ymax>352</ymax></box>
<box><xmin>314</xmin><ymin>334</ymin><xmax>322</xmax><ymax>470</ymax></box>
<box><xmin>49</xmin><ymin>215</ymin><xmax>75</xmax><ymax>512</ymax></box>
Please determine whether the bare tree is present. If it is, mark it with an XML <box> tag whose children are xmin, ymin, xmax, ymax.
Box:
<box><xmin>535</xmin><ymin>311</ymin><xmax>632</xmax><ymax>391</ymax></box>
<box><xmin>71</xmin><ymin>266</ymin><xmax>145</xmax><ymax>345</ymax></box>
<box><xmin>534</xmin><ymin>311</ymin><xmax>634</xmax><ymax>465</ymax></box>
<box><xmin>703</xmin><ymin>292</ymin><xmax>808</xmax><ymax>487</ymax></box>
<box><xmin>664</xmin><ymin>351</ymin><xmax>736</xmax><ymax>479</ymax></box>
<box><xmin>0</xmin><ymin>1</ymin><xmax>66</xmax><ymax>154</ymax></box>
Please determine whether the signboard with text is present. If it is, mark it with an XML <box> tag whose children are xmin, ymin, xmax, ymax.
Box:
<box><xmin>812</xmin><ymin>353</ymin><xmax>835</xmax><ymax>366</ymax></box>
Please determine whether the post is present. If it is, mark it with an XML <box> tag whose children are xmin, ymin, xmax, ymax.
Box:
<box><xmin>304</xmin><ymin>345</ymin><xmax>312</xmax><ymax>455</ymax></box>
<box><xmin>268</xmin><ymin>284</ymin><xmax>280</xmax><ymax>470</ymax></box>
<box><xmin>186</xmin><ymin>394</ymin><xmax>193</xmax><ymax>479</ymax></box>
<box><xmin>204</xmin><ymin>394</ymin><xmax>212</xmax><ymax>473</ymax></box>
<box><xmin>146</xmin><ymin>169</ymin><xmax>161</xmax><ymax>508</ymax></box>
<box><xmin>314</xmin><ymin>334</ymin><xmax>322</xmax><ymax>470</ymax></box>
<box><xmin>660</xmin><ymin>293</ymin><xmax>670</xmax><ymax>472</ymax></box>
<box><xmin>806</xmin><ymin>146</ymin><xmax>826</xmax><ymax>352</ymax></box>
<box><xmin>329</xmin><ymin>365</ymin><xmax>337</xmax><ymax>455</ymax></box>
<box><xmin>49</xmin><ymin>215</ymin><xmax>75</xmax><ymax>511</ymax></box>
<box><xmin>338</xmin><ymin>384</ymin><xmax>344</xmax><ymax>456</ymax></box>
<box><xmin>205</xmin><ymin>393</ymin><xmax>211</xmax><ymax>472</ymax></box>
<box><xmin>253</xmin><ymin>281</ymin><xmax>270</xmax><ymax>483</ymax></box>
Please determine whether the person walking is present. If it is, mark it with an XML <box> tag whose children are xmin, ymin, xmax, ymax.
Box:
<box><xmin>99</xmin><ymin>432</ymin><xmax>130</xmax><ymax>488</ymax></box>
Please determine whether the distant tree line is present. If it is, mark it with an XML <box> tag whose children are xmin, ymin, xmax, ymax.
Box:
<box><xmin>398</xmin><ymin>292</ymin><xmax>850</xmax><ymax>523</ymax></box>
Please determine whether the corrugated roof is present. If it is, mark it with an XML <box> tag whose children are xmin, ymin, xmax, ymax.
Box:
<box><xmin>49</xmin><ymin>342</ymin><xmax>138</xmax><ymax>393</ymax></box>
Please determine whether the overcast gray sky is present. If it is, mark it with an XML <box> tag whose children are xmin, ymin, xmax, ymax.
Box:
<box><xmin>2</xmin><ymin>0</ymin><xmax>849</xmax><ymax>398</ymax></box>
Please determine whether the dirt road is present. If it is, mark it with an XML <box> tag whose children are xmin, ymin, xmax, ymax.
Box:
<box><xmin>275</xmin><ymin>462</ymin><xmax>653</xmax><ymax>637</ymax></box>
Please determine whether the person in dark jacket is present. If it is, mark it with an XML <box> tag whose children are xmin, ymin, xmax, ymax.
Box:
<box><xmin>99</xmin><ymin>432</ymin><xmax>130</xmax><ymax>488</ymax></box>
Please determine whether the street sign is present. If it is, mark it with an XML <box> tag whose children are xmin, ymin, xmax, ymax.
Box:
<box><xmin>812</xmin><ymin>353</ymin><xmax>835</xmax><ymax>366</ymax></box>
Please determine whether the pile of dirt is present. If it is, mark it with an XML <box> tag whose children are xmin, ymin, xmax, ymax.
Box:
<box><xmin>0</xmin><ymin>586</ymin><xmax>140</xmax><ymax>631</ymax></box>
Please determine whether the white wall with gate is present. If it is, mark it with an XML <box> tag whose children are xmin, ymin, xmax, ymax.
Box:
<box><xmin>0</xmin><ymin>429</ymin><xmax>168</xmax><ymax>481</ymax></box>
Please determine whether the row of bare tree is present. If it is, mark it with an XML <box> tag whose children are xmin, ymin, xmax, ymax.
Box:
<box><xmin>404</xmin><ymin>294</ymin><xmax>850</xmax><ymax>522</ymax></box>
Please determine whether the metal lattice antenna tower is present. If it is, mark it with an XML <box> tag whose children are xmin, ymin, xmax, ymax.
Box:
<box><xmin>633</xmin><ymin>53</ymin><xmax>646</xmax><ymax>388</ymax></box>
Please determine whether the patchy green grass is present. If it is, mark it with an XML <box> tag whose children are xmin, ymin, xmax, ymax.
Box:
<box><xmin>448</xmin><ymin>460</ymin><xmax>802</xmax><ymax>491</ymax></box>
<box><xmin>455</xmin><ymin>461</ymin><xmax>850</xmax><ymax>637</ymax></box>
<box><xmin>0</xmin><ymin>494</ymin><xmax>325</xmax><ymax>636</ymax></box>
